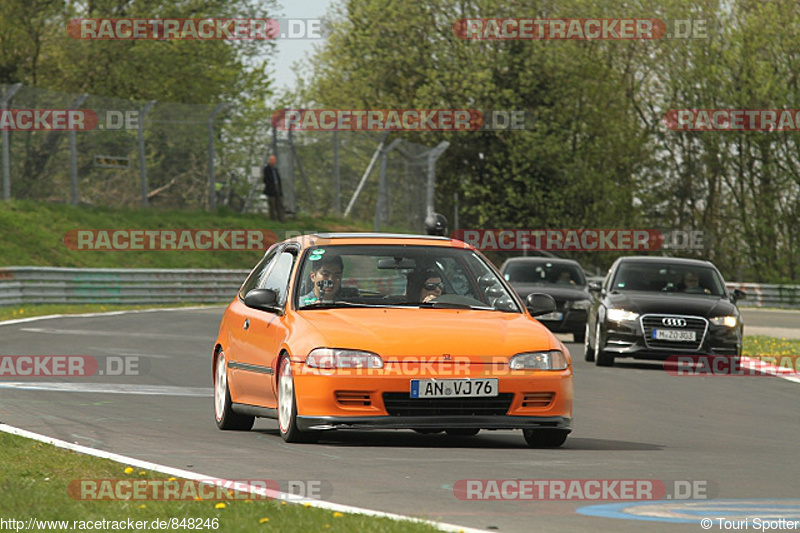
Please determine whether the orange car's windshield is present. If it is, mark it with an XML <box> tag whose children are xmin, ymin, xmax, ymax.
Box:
<box><xmin>295</xmin><ymin>245</ymin><xmax>520</xmax><ymax>312</ymax></box>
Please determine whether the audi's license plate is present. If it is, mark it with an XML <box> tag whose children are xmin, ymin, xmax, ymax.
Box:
<box><xmin>410</xmin><ymin>379</ymin><xmax>498</xmax><ymax>398</ymax></box>
<box><xmin>653</xmin><ymin>329</ymin><xmax>696</xmax><ymax>341</ymax></box>
<box><xmin>538</xmin><ymin>311</ymin><xmax>563</xmax><ymax>321</ymax></box>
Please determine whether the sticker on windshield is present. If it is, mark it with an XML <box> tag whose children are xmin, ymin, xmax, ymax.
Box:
<box><xmin>315</xmin><ymin>248</ymin><xmax>326</xmax><ymax>254</ymax></box>
<box><xmin>309</xmin><ymin>254</ymin><xmax>323</xmax><ymax>261</ymax></box>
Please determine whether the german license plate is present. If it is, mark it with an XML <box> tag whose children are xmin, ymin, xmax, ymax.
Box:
<box><xmin>538</xmin><ymin>311</ymin><xmax>563</xmax><ymax>321</ymax></box>
<box><xmin>410</xmin><ymin>379</ymin><xmax>498</xmax><ymax>398</ymax></box>
<box><xmin>653</xmin><ymin>329</ymin><xmax>696</xmax><ymax>341</ymax></box>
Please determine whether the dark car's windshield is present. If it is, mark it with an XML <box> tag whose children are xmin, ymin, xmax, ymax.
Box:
<box><xmin>295</xmin><ymin>244</ymin><xmax>520</xmax><ymax>312</ymax></box>
<box><xmin>611</xmin><ymin>262</ymin><xmax>726</xmax><ymax>296</ymax></box>
<box><xmin>503</xmin><ymin>261</ymin><xmax>586</xmax><ymax>287</ymax></box>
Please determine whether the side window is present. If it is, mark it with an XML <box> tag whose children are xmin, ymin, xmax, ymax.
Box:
<box><xmin>238</xmin><ymin>247</ymin><xmax>279</xmax><ymax>299</ymax></box>
<box><xmin>259</xmin><ymin>251</ymin><xmax>296</xmax><ymax>305</ymax></box>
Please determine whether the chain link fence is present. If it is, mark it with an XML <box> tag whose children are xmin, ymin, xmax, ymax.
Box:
<box><xmin>0</xmin><ymin>83</ymin><xmax>268</xmax><ymax>211</ymax></box>
<box><xmin>1</xmin><ymin>84</ymin><xmax>449</xmax><ymax>233</ymax></box>
<box><xmin>286</xmin><ymin>129</ymin><xmax>447</xmax><ymax>233</ymax></box>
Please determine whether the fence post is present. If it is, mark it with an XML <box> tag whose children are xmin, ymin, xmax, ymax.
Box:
<box><xmin>425</xmin><ymin>141</ymin><xmax>450</xmax><ymax>216</ymax></box>
<box><xmin>1</xmin><ymin>83</ymin><xmax>23</xmax><ymax>201</ymax></box>
<box><xmin>345</xmin><ymin>132</ymin><xmax>388</xmax><ymax>217</ymax></box>
<box><xmin>69</xmin><ymin>93</ymin><xmax>89</xmax><ymax>205</ymax></box>
<box><xmin>138</xmin><ymin>100</ymin><xmax>156</xmax><ymax>207</ymax></box>
<box><xmin>207</xmin><ymin>103</ymin><xmax>231</xmax><ymax>211</ymax></box>
<box><xmin>374</xmin><ymin>139</ymin><xmax>402</xmax><ymax>232</ymax></box>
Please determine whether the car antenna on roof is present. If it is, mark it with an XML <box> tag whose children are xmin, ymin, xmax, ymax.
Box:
<box><xmin>424</xmin><ymin>212</ymin><xmax>448</xmax><ymax>236</ymax></box>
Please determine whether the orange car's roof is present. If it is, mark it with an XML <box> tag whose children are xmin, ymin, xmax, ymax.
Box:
<box><xmin>288</xmin><ymin>233</ymin><xmax>472</xmax><ymax>250</ymax></box>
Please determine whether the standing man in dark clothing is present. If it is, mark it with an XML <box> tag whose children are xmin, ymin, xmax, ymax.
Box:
<box><xmin>263</xmin><ymin>155</ymin><xmax>286</xmax><ymax>222</ymax></box>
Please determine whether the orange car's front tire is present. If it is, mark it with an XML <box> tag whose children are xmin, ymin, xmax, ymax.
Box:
<box><xmin>523</xmin><ymin>429</ymin><xmax>568</xmax><ymax>448</ymax></box>
<box><xmin>277</xmin><ymin>356</ymin><xmax>317</xmax><ymax>443</ymax></box>
<box><xmin>214</xmin><ymin>349</ymin><xmax>254</xmax><ymax>431</ymax></box>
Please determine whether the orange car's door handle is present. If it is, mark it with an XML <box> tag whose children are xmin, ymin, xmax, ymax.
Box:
<box><xmin>243</xmin><ymin>319</ymin><xmax>250</xmax><ymax>330</ymax></box>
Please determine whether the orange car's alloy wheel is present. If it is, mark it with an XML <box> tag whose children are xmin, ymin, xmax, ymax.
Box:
<box><xmin>214</xmin><ymin>350</ymin><xmax>254</xmax><ymax>431</ymax></box>
<box><xmin>278</xmin><ymin>356</ymin><xmax>316</xmax><ymax>443</ymax></box>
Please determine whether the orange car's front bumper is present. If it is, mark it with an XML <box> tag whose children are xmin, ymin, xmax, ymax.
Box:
<box><xmin>291</xmin><ymin>362</ymin><xmax>573</xmax><ymax>432</ymax></box>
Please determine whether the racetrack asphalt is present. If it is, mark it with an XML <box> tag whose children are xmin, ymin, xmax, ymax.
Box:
<box><xmin>1</xmin><ymin>307</ymin><xmax>799</xmax><ymax>532</ymax></box>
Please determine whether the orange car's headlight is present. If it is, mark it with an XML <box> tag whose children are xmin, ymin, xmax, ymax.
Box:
<box><xmin>306</xmin><ymin>348</ymin><xmax>384</xmax><ymax>369</ymax></box>
<box><xmin>509</xmin><ymin>350</ymin><xmax>568</xmax><ymax>371</ymax></box>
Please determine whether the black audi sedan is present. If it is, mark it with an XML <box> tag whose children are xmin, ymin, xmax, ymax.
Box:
<box><xmin>584</xmin><ymin>256</ymin><xmax>745</xmax><ymax>366</ymax></box>
<box><xmin>500</xmin><ymin>257</ymin><xmax>592</xmax><ymax>342</ymax></box>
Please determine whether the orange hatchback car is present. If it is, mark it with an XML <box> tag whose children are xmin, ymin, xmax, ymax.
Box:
<box><xmin>212</xmin><ymin>233</ymin><xmax>573</xmax><ymax>447</ymax></box>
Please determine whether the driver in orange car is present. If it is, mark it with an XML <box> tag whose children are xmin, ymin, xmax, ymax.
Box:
<box><xmin>299</xmin><ymin>254</ymin><xmax>343</xmax><ymax>306</ymax></box>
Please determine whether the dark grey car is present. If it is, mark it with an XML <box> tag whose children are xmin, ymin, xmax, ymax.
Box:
<box><xmin>500</xmin><ymin>257</ymin><xmax>592</xmax><ymax>342</ymax></box>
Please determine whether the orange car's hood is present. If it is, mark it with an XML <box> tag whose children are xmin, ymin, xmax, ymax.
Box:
<box><xmin>294</xmin><ymin>308</ymin><xmax>558</xmax><ymax>361</ymax></box>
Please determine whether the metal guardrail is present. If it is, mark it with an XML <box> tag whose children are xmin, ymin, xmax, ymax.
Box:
<box><xmin>0</xmin><ymin>267</ymin><xmax>249</xmax><ymax>307</ymax></box>
<box><xmin>0</xmin><ymin>267</ymin><xmax>798</xmax><ymax>309</ymax></box>
<box><xmin>725</xmin><ymin>282</ymin><xmax>800</xmax><ymax>309</ymax></box>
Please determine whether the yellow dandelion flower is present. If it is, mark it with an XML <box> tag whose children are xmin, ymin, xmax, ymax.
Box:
<box><xmin>304</xmin><ymin>502</ymin><xmax>312</xmax><ymax>508</ymax></box>
<box><xmin>168</xmin><ymin>477</ymin><xmax>177</xmax><ymax>481</ymax></box>
<box><xmin>124</xmin><ymin>467</ymin><xmax>134</xmax><ymax>474</ymax></box>
<box><xmin>259</xmin><ymin>518</ymin><xmax>269</xmax><ymax>524</ymax></box>
<box><xmin>194</xmin><ymin>496</ymin><xmax>203</xmax><ymax>501</ymax></box>
<box><xmin>333</xmin><ymin>512</ymin><xmax>344</xmax><ymax>518</ymax></box>
<box><xmin>281</xmin><ymin>501</ymin><xmax>287</xmax><ymax>506</ymax></box>
<box><xmin>138</xmin><ymin>504</ymin><xmax>146</xmax><ymax>509</ymax></box>
<box><xmin>139</xmin><ymin>470</ymin><xmax>146</xmax><ymax>476</ymax></box>
<box><xmin>244</xmin><ymin>499</ymin><xmax>253</xmax><ymax>504</ymax></box>
<box><xmin>215</xmin><ymin>502</ymin><xmax>227</xmax><ymax>509</ymax></box>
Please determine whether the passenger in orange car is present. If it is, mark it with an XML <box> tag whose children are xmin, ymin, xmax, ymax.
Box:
<box><xmin>407</xmin><ymin>268</ymin><xmax>443</xmax><ymax>303</ymax></box>
<box><xmin>300</xmin><ymin>254</ymin><xmax>343</xmax><ymax>304</ymax></box>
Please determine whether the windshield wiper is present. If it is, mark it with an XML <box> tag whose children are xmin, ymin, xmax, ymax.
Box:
<box><xmin>300</xmin><ymin>301</ymin><xmax>383</xmax><ymax>309</ymax></box>
<box><xmin>418</xmin><ymin>301</ymin><xmax>496</xmax><ymax>310</ymax></box>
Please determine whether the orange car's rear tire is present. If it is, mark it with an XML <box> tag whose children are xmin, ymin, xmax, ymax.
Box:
<box><xmin>214</xmin><ymin>350</ymin><xmax>255</xmax><ymax>431</ymax></box>
<box><xmin>278</xmin><ymin>356</ymin><xmax>317</xmax><ymax>443</ymax></box>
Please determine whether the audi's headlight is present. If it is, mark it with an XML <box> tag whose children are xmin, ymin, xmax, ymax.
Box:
<box><xmin>306</xmin><ymin>348</ymin><xmax>383</xmax><ymax>369</ymax></box>
<box><xmin>606</xmin><ymin>308</ymin><xmax>639</xmax><ymax>322</ymax></box>
<box><xmin>710</xmin><ymin>315</ymin><xmax>737</xmax><ymax>328</ymax></box>
<box><xmin>509</xmin><ymin>350</ymin><xmax>568</xmax><ymax>371</ymax></box>
<box><xmin>571</xmin><ymin>299</ymin><xmax>592</xmax><ymax>310</ymax></box>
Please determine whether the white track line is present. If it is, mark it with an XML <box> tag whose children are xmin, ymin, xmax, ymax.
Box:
<box><xmin>0</xmin><ymin>308</ymin><xmax>487</xmax><ymax>533</ymax></box>
<box><xmin>0</xmin><ymin>424</ymin><xmax>486</xmax><ymax>533</ymax></box>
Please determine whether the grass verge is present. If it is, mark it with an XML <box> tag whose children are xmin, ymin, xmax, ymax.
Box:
<box><xmin>0</xmin><ymin>200</ymin><xmax>373</xmax><ymax>270</ymax></box>
<box><xmin>0</xmin><ymin>431</ymin><xmax>443</xmax><ymax>533</ymax></box>
<box><xmin>743</xmin><ymin>335</ymin><xmax>800</xmax><ymax>372</ymax></box>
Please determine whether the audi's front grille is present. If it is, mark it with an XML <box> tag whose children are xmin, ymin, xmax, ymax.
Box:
<box><xmin>382</xmin><ymin>393</ymin><xmax>513</xmax><ymax>417</ymax></box>
<box><xmin>641</xmin><ymin>314</ymin><xmax>708</xmax><ymax>351</ymax></box>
